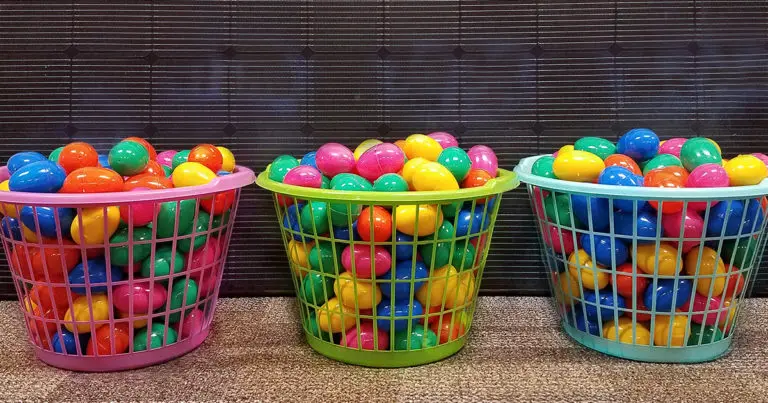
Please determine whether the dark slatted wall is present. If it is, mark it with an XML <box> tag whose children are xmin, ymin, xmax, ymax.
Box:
<box><xmin>1</xmin><ymin>1</ymin><xmax>767</xmax><ymax>298</ymax></box>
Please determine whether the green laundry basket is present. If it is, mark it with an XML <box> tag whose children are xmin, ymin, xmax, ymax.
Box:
<box><xmin>256</xmin><ymin>167</ymin><xmax>518</xmax><ymax>367</ymax></box>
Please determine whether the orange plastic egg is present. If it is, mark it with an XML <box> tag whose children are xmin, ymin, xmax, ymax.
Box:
<box><xmin>428</xmin><ymin>311</ymin><xmax>466</xmax><ymax>344</ymax></box>
<box><xmin>58</xmin><ymin>142</ymin><xmax>99</xmax><ymax>174</ymax></box>
<box><xmin>604</xmin><ymin>154</ymin><xmax>642</xmax><ymax>176</ymax></box>
<box><xmin>140</xmin><ymin>160</ymin><xmax>166</xmax><ymax>177</ymax></box>
<box><xmin>60</xmin><ymin>167</ymin><xmax>124</xmax><ymax>193</ymax></box>
<box><xmin>356</xmin><ymin>206</ymin><xmax>392</xmax><ymax>242</ymax></box>
<box><xmin>124</xmin><ymin>137</ymin><xmax>157</xmax><ymax>160</ymax></box>
<box><xmin>461</xmin><ymin>169</ymin><xmax>493</xmax><ymax>204</ymax></box>
<box><xmin>87</xmin><ymin>322</ymin><xmax>130</xmax><ymax>355</ymax></box>
<box><xmin>201</xmin><ymin>190</ymin><xmax>235</xmax><ymax>215</ymax></box>
<box><xmin>188</xmin><ymin>144</ymin><xmax>224</xmax><ymax>173</ymax></box>
<box><xmin>123</xmin><ymin>173</ymin><xmax>173</xmax><ymax>191</ymax></box>
<box><xmin>644</xmin><ymin>169</ymin><xmax>685</xmax><ymax>213</ymax></box>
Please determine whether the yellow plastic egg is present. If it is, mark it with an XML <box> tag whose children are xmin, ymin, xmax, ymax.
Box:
<box><xmin>216</xmin><ymin>146</ymin><xmax>236</xmax><ymax>172</ymax></box>
<box><xmin>0</xmin><ymin>180</ymin><xmax>19</xmax><ymax>218</ymax></box>
<box><xmin>558</xmin><ymin>144</ymin><xmax>575</xmax><ymax>154</ymax></box>
<box><xmin>724</xmin><ymin>154</ymin><xmax>768</xmax><ymax>186</ymax></box>
<box><xmin>633</xmin><ymin>243</ymin><xmax>682</xmax><ymax>276</ymax></box>
<box><xmin>402</xmin><ymin>157</ymin><xmax>430</xmax><ymax>188</ymax></box>
<box><xmin>394</xmin><ymin>204</ymin><xmax>443</xmax><ymax>236</ymax></box>
<box><xmin>64</xmin><ymin>294</ymin><xmax>110</xmax><ymax>333</ymax></box>
<box><xmin>118</xmin><ymin>310</ymin><xmax>147</xmax><ymax>329</ymax></box>
<box><xmin>684</xmin><ymin>246</ymin><xmax>726</xmax><ymax>296</ymax></box>
<box><xmin>567</xmin><ymin>249</ymin><xmax>608</xmax><ymax>290</ymax></box>
<box><xmin>719</xmin><ymin>299</ymin><xmax>737</xmax><ymax>333</ymax></box>
<box><xmin>316</xmin><ymin>297</ymin><xmax>357</xmax><ymax>333</ymax></box>
<box><xmin>555</xmin><ymin>272</ymin><xmax>581</xmax><ymax>305</ymax></box>
<box><xmin>416</xmin><ymin>265</ymin><xmax>459</xmax><ymax>307</ymax></box>
<box><xmin>444</xmin><ymin>270</ymin><xmax>476</xmax><ymax>309</ymax></box>
<box><xmin>552</xmin><ymin>150</ymin><xmax>605</xmax><ymax>182</ymax></box>
<box><xmin>333</xmin><ymin>272</ymin><xmax>382</xmax><ymax>310</ymax></box>
<box><xmin>412</xmin><ymin>162</ymin><xmax>460</xmax><ymax>191</ymax></box>
<box><xmin>22</xmin><ymin>224</ymin><xmax>38</xmax><ymax>242</ymax></box>
<box><xmin>172</xmin><ymin>161</ymin><xmax>217</xmax><ymax>188</ymax></box>
<box><xmin>403</xmin><ymin>134</ymin><xmax>443</xmax><ymax>161</ymax></box>
<box><xmin>288</xmin><ymin>240</ymin><xmax>312</xmax><ymax>278</ymax></box>
<box><xmin>353</xmin><ymin>139</ymin><xmax>382</xmax><ymax>160</ymax></box>
<box><xmin>603</xmin><ymin>317</ymin><xmax>651</xmax><ymax>345</ymax></box>
<box><xmin>653</xmin><ymin>315</ymin><xmax>691</xmax><ymax>347</ymax></box>
<box><xmin>70</xmin><ymin>206</ymin><xmax>120</xmax><ymax>245</ymax></box>
<box><xmin>721</xmin><ymin>158</ymin><xmax>728</xmax><ymax>167</ymax></box>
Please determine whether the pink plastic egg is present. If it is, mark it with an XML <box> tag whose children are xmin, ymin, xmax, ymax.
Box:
<box><xmin>662</xmin><ymin>208</ymin><xmax>704</xmax><ymax>253</ymax></box>
<box><xmin>316</xmin><ymin>143</ymin><xmax>355</xmax><ymax>177</ymax></box>
<box><xmin>283</xmin><ymin>165</ymin><xmax>323</xmax><ymax>188</ymax></box>
<box><xmin>112</xmin><ymin>282</ymin><xmax>167</xmax><ymax>314</ymax></box>
<box><xmin>188</xmin><ymin>238</ymin><xmax>222</xmax><ymax>296</ymax></box>
<box><xmin>427</xmin><ymin>132</ymin><xmax>459</xmax><ymax>149</ymax></box>
<box><xmin>686</xmin><ymin>164</ymin><xmax>729</xmax><ymax>211</ymax></box>
<box><xmin>688</xmin><ymin>293</ymin><xmax>725</xmax><ymax>326</ymax></box>
<box><xmin>341</xmin><ymin>244</ymin><xmax>392</xmax><ymax>278</ymax></box>
<box><xmin>752</xmin><ymin>153</ymin><xmax>768</xmax><ymax>168</ymax></box>
<box><xmin>467</xmin><ymin>145</ymin><xmax>498</xmax><ymax>177</ymax></box>
<box><xmin>156</xmin><ymin>150</ymin><xmax>178</xmax><ymax>167</ymax></box>
<box><xmin>340</xmin><ymin>321</ymin><xmax>389</xmax><ymax>350</ymax></box>
<box><xmin>178</xmin><ymin>308</ymin><xmax>206</xmax><ymax>339</ymax></box>
<box><xmin>542</xmin><ymin>224</ymin><xmax>575</xmax><ymax>255</ymax></box>
<box><xmin>356</xmin><ymin>143</ymin><xmax>406</xmax><ymax>182</ymax></box>
<box><xmin>658</xmin><ymin>138</ymin><xmax>687</xmax><ymax>158</ymax></box>
<box><xmin>119</xmin><ymin>187</ymin><xmax>159</xmax><ymax>226</ymax></box>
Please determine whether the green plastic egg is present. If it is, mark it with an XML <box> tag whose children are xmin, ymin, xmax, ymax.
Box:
<box><xmin>177</xmin><ymin>211</ymin><xmax>211</xmax><ymax>253</ymax></box>
<box><xmin>544</xmin><ymin>193</ymin><xmax>579</xmax><ymax>227</ymax></box>
<box><xmin>134</xmin><ymin>323</ymin><xmax>178</xmax><ymax>352</ymax></box>
<box><xmin>574</xmin><ymin>137</ymin><xmax>616</xmax><ymax>160</ymax></box>
<box><xmin>156</xmin><ymin>199</ymin><xmax>198</xmax><ymax>239</ymax></box>
<box><xmin>642</xmin><ymin>154</ymin><xmax>683</xmax><ymax>175</ymax></box>
<box><xmin>680</xmin><ymin>137</ymin><xmax>722</xmax><ymax>171</ymax></box>
<box><xmin>172</xmin><ymin>150</ymin><xmax>190</xmax><ymax>171</ymax></box>
<box><xmin>330</xmin><ymin>173</ymin><xmax>372</xmax><ymax>189</ymax></box>
<box><xmin>49</xmin><ymin>146</ymin><xmax>64</xmax><ymax>162</ymax></box>
<box><xmin>308</xmin><ymin>241</ymin><xmax>341</xmax><ymax>274</ymax></box>
<box><xmin>393</xmin><ymin>327</ymin><xmax>438</xmax><ymax>350</ymax></box>
<box><xmin>437</xmin><ymin>221</ymin><xmax>456</xmax><ymax>240</ymax></box>
<box><xmin>268</xmin><ymin>155</ymin><xmax>300</xmax><ymax>183</ymax></box>
<box><xmin>329</xmin><ymin>174</ymin><xmax>372</xmax><ymax>226</ymax></box>
<box><xmin>109</xmin><ymin>141</ymin><xmax>150</xmax><ymax>176</ymax></box>
<box><xmin>140</xmin><ymin>245</ymin><xmax>185</xmax><ymax>278</ymax></box>
<box><xmin>321</xmin><ymin>176</ymin><xmax>331</xmax><ymax>189</ymax></box>
<box><xmin>420</xmin><ymin>241</ymin><xmax>475</xmax><ymax>270</ymax></box>
<box><xmin>162</xmin><ymin>165</ymin><xmax>173</xmax><ymax>177</ymax></box>
<box><xmin>687</xmin><ymin>323</ymin><xmax>724</xmax><ymax>346</ymax></box>
<box><xmin>437</xmin><ymin>147</ymin><xmax>472</xmax><ymax>182</ymax></box>
<box><xmin>305</xmin><ymin>313</ymin><xmax>333</xmax><ymax>342</ymax></box>
<box><xmin>723</xmin><ymin>237</ymin><xmax>758</xmax><ymax>268</ymax></box>
<box><xmin>301</xmin><ymin>272</ymin><xmax>334</xmax><ymax>306</ymax></box>
<box><xmin>373</xmin><ymin>173</ymin><xmax>409</xmax><ymax>192</ymax></box>
<box><xmin>169</xmin><ymin>278</ymin><xmax>199</xmax><ymax>323</ymax></box>
<box><xmin>531</xmin><ymin>155</ymin><xmax>557</xmax><ymax>179</ymax></box>
<box><xmin>300</xmin><ymin>201</ymin><xmax>330</xmax><ymax>235</ymax></box>
<box><xmin>109</xmin><ymin>226</ymin><xmax>154</xmax><ymax>266</ymax></box>
<box><xmin>441</xmin><ymin>201</ymin><xmax>463</xmax><ymax>219</ymax></box>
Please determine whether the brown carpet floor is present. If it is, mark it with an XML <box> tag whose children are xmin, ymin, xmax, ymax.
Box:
<box><xmin>0</xmin><ymin>296</ymin><xmax>766</xmax><ymax>401</ymax></box>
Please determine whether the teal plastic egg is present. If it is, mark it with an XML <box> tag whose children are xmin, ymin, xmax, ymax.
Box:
<box><xmin>642</xmin><ymin>153</ymin><xmax>683</xmax><ymax>175</ymax></box>
<box><xmin>437</xmin><ymin>147</ymin><xmax>472</xmax><ymax>182</ymax></box>
<box><xmin>300</xmin><ymin>201</ymin><xmax>330</xmax><ymax>235</ymax></box>
<box><xmin>141</xmin><ymin>245</ymin><xmax>185</xmax><ymax>278</ymax></box>
<box><xmin>108</xmin><ymin>141</ymin><xmax>150</xmax><ymax>176</ymax></box>
<box><xmin>308</xmin><ymin>241</ymin><xmax>341</xmax><ymax>274</ymax></box>
<box><xmin>329</xmin><ymin>174</ymin><xmax>372</xmax><ymax>226</ymax></box>
<box><xmin>373</xmin><ymin>173</ymin><xmax>409</xmax><ymax>192</ymax></box>
<box><xmin>268</xmin><ymin>155</ymin><xmax>300</xmax><ymax>183</ymax></box>
<box><xmin>172</xmin><ymin>150</ymin><xmax>191</xmax><ymax>170</ymax></box>
<box><xmin>134</xmin><ymin>323</ymin><xmax>178</xmax><ymax>351</ymax></box>
<box><xmin>680</xmin><ymin>137</ymin><xmax>722</xmax><ymax>171</ymax></box>
<box><xmin>531</xmin><ymin>155</ymin><xmax>556</xmax><ymax>179</ymax></box>
<box><xmin>574</xmin><ymin>137</ymin><xmax>616</xmax><ymax>160</ymax></box>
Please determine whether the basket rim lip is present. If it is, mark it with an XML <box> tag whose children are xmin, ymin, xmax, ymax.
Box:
<box><xmin>515</xmin><ymin>154</ymin><xmax>768</xmax><ymax>200</ymax></box>
<box><xmin>0</xmin><ymin>165</ymin><xmax>256</xmax><ymax>206</ymax></box>
<box><xmin>255</xmin><ymin>166</ymin><xmax>519</xmax><ymax>203</ymax></box>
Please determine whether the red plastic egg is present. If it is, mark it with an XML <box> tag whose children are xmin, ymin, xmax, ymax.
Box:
<box><xmin>86</xmin><ymin>322</ymin><xmax>130</xmax><ymax>355</ymax></box>
<box><xmin>461</xmin><ymin>169</ymin><xmax>493</xmax><ymax>204</ymax></box>
<box><xmin>201</xmin><ymin>190</ymin><xmax>235</xmax><ymax>215</ymax></box>
<box><xmin>723</xmin><ymin>265</ymin><xmax>745</xmax><ymax>300</ymax></box>
<box><xmin>612</xmin><ymin>263</ymin><xmax>649</xmax><ymax>299</ymax></box>
<box><xmin>60</xmin><ymin>167</ymin><xmax>124</xmax><ymax>193</ymax></box>
<box><xmin>356</xmin><ymin>206</ymin><xmax>392</xmax><ymax>242</ymax></box>
<box><xmin>123</xmin><ymin>173</ymin><xmax>173</xmax><ymax>191</ymax></box>
<box><xmin>188</xmin><ymin>144</ymin><xmax>223</xmax><ymax>173</ymax></box>
<box><xmin>58</xmin><ymin>142</ymin><xmax>99</xmax><ymax>174</ymax></box>
<box><xmin>644</xmin><ymin>169</ymin><xmax>685</xmax><ymax>213</ymax></box>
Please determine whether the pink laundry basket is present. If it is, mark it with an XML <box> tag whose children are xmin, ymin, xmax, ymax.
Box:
<box><xmin>0</xmin><ymin>165</ymin><xmax>254</xmax><ymax>371</ymax></box>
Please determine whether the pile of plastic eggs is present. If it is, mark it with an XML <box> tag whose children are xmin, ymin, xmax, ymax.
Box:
<box><xmin>268</xmin><ymin>133</ymin><xmax>499</xmax><ymax>350</ymax></box>
<box><xmin>531</xmin><ymin>129</ymin><xmax>764</xmax><ymax>347</ymax></box>
<box><xmin>2</xmin><ymin>138</ymin><xmax>237</xmax><ymax>355</ymax></box>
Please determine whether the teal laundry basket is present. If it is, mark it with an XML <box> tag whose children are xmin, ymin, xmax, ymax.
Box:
<box><xmin>515</xmin><ymin>155</ymin><xmax>768</xmax><ymax>363</ymax></box>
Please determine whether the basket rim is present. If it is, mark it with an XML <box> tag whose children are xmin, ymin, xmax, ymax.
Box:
<box><xmin>255</xmin><ymin>166</ymin><xmax>519</xmax><ymax>203</ymax></box>
<box><xmin>515</xmin><ymin>154</ymin><xmax>768</xmax><ymax>201</ymax></box>
<box><xmin>0</xmin><ymin>165</ymin><xmax>256</xmax><ymax>206</ymax></box>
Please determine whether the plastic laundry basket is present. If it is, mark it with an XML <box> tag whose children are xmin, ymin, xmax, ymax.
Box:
<box><xmin>256</xmin><ymin>167</ymin><xmax>518</xmax><ymax>367</ymax></box>
<box><xmin>0</xmin><ymin>165</ymin><xmax>254</xmax><ymax>371</ymax></box>
<box><xmin>515</xmin><ymin>155</ymin><xmax>768</xmax><ymax>363</ymax></box>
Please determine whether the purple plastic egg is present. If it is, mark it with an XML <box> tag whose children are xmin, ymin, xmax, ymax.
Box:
<box><xmin>662</xmin><ymin>208</ymin><xmax>704</xmax><ymax>253</ymax></box>
<box><xmin>341</xmin><ymin>244</ymin><xmax>392</xmax><ymax>279</ymax></box>
<box><xmin>752</xmin><ymin>153</ymin><xmax>768</xmax><ymax>168</ymax></box>
<box><xmin>316</xmin><ymin>143</ymin><xmax>356</xmax><ymax>177</ymax></box>
<box><xmin>156</xmin><ymin>150</ymin><xmax>178</xmax><ymax>167</ymax></box>
<box><xmin>687</xmin><ymin>293</ymin><xmax>725</xmax><ymax>326</ymax></box>
<box><xmin>467</xmin><ymin>145</ymin><xmax>498</xmax><ymax>178</ymax></box>
<box><xmin>356</xmin><ymin>143</ymin><xmax>406</xmax><ymax>182</ymax></box>
<box><xmin>658</xmin><ymin>138</ymin><xmax>687</xmax><ymax>158</ymax></box>
<box><xmin>427</xmin><ymin>132</ymin><xmax>459</xmax><ymax>149</ymax></box>
<box><xmin>112</xmin><ymin>282</ymin><xmax>167</xmax><ymax>314</ymax></box>
<box><xmin>686</xmin><ymin>163</ymin><xmax>729</xmax><ymax>211</ymax></box>
<box><xmin>283</xmin><ymin>165</ymin><xmax>323</xmax><ymax>188</ymax></box>
<box><xmin>178</xmin><ymin>308</ymin><xmax>206</xmax><ymax>339</ymax></box>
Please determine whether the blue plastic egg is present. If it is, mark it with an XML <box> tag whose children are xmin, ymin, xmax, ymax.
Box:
<box><xmin>216</xmin><ymin>170</ymin><xmax>231</xmax><ymax>176</ymax></box>
<box><xmin>1</xmin><ymin>217</ymin><xmax>22</xmax><ymax>240</ymax></box>
<box><xmin>98</xmin><ymin>154</ymin><xmax>112</xmax><ymax>170</ymax></box>
<box><xmin>643</xmin><ymin>278</ymin><xmax>693</xmax><ymax>313</ymax></box>
<box><xmin>597</xmin><ymin>166</ymin><xmax>646</xmax><ymax>211</ymax></box>
<box><xmin>9</xmin><ymin>160</ymin><xmax>66</xmax><ymax>193</ymax></box>
<box><xmin>300</xmin><ymin>151</ymin><xmax>319</xmax><ymax>170</ymax></box>
<box><xmin>52</xmin><ymin>329</ymin><xmax>86</xmax><ymax>355</ymax></box>
<box><xmin>394</xmin><ymin>231</ymin><xmax>415</xmax><ymax>261</ymax></box>
<box><xmin>282</xmin><ymin>203</ymin><xmax>304</xmax><ymax>241</ymax></box>
<box><xmin>376</xmin><ymin>300</ymin><xmax>424</xmax><ymax>332</ymax></box>
<box><xmin>68</xmin><ymin>259</ymin><xmax>123</xmax><ymax>295</ymax></box>
<box><xmin>742</xmin><ymin>199</ymin><xmax>765</xmax><ymax>234</ymax></box>
<box><xmin>583</xmin><ymin>290</ymin><xmax>626</xmax><ymax>322</ymax></box>
<box><xmin>455</xmin><ymin>208</ymin><xmax>489</xmax><ymax>237</ymax></box>
<box><xmin>20</xmin><ymin>206</ymin><xmax>75</xmax><ymax>238</ymax></box>
<box><xmin>380</xmin><ymin>260</ymin><xmax>428</xmax><ymax>300</ymax></box>
<box><xmin>617</xmin><ymin>128</ymin><xmax>660</xmax><ymax>162</ymax></box>
<box><xmin>8</xmin><ymin>152</ymin><xmax>48</xmax><ymax>176</ymax></box>
<box><xmin>332</xmin><ymin>221</ymin><xmax>362</xmax><ymax>241</ymax></box>
<box><xmin>580</xmin><ymin>233</ymin><xmax>629</xmax><ymax>267</ymax></box>
<box><xmin>613</xmin><ymin>210</ymin><xmax>658</xmax><ymax>242</ymax></box>
<box><xmin>570</xmin><ymin>194</ymin><xmax>610</xmax><ymax>232</ymax></box>
<box><xmin>569</xmin><ymin>309</ymin><xmax>601</xmax><ymax>336</ymax></box>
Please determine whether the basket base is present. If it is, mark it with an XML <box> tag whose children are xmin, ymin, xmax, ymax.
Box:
<box><xmin>306</xmin><ymin>333</ymin><xmax>466</xmax><ymax>368</ymax></box>
<box><xmin>563</xmin><ymin>321</ymin><xmax>732</xmax><ymax>363</ymax></box>
<box><xmin>34</xmin><ymin>327</ymin><xmax>211</xmax><ymax>372</ymax></box>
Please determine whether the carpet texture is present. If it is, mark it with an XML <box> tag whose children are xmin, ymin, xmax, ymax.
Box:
<box><xmin>1</xmin><ymin>297</ymin><xmax>766</xmax><ymax>401</ymax></box>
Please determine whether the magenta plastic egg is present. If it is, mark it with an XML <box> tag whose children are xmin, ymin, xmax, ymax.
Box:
<box><xmin>686</xmin><ymin>164</ymin><xmax>729</xmax><ymax>211</ymax></box>
<box><xmin>112</xmin><ymin>282</ymin><xmax>167</xmax><ymax>314</ymax></box>
<box><xmin>688</xmin><ymin>293</ymin><xmax>725</xmax><ymax>326</ymax></box>
<box><xmin>341</xmin><ymin>244</ymin><xmax>392</xmax><ymax>278</ymax></box>
<box><xmin>752</xmin><ymin>153</ymin><xmax>768</xmax><ymax>168</ymax></box>
<box><xmin>178</xmin><ymin>308</ymin><xmax>206</xmax><ymax>339</ymax></box>
<box><xmin>356</xmin><ymin>143</ymin><xmax>406</xmax><ymax>182</ymax></box>
<box><xmin>427</xmin><ymin>132</ymin><xmax>459</xmax><ymax>149</ymax></box>
<box><xmin>662</xmin><ymin>209</ymin><xmax>705</xmax><ymax>253</ymax></box>
<box><xmin>467</xmin><ymin>145</ymin><xmax>498</xmax><ymax>177</ymax></box>
<box><xmin>119</xmin><ymin>187</ymin><xmax>159</xmax><ymax>226</ymax></box>
<box><xmin>156</xmin><ymin>150</ymin><xmax>178</xmax><ymax>167</ymax></box>
<box><xmin>340</xmin><ymin>321</ymin><xmax>389</xmax><ymax>350</ymax></box>
<box><xmin>316</xmin><ymin>143</ymin><xmax>356</xmax><ymax>177</ymax></box>
<box><xmin>659</xmin><ymin>138</ymin><xmax>687</xmax><ymax>158</ymax></box>
<box><xmin>283</xmin><ymin>165</ymin><xmax>323</xmax><ymax>188</ymax></box>
<box><xmin>188</xmin><ymin>238</ymin><xmax>222</xmax><ymax>296</ymax></box>
<box><xmin>543</xmin><ymin>224</ymin><xmax>574</xmax><ymax>255</ymax></box>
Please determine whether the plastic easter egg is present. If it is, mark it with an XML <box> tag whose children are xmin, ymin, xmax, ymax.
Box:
<box><xmin>48</xmin><ymin>146</ymin><xmax>64</xmax><ymax>163</ymax></box>
<box><xmin>391</xmin><ymin>231</ymin><xmax>415</xmax><ymax>261</ymax></box>
<box><xmin>0</xmin><ymin>180</ymin><xmax>19</xmax><ymax>218</ymax></box>
<box><xmin>200</xmin><ymin>190</ymin><xmax>235</xmax><ymax>216</ymax></box>
<box><xmin>376</xmin><ymin>300</ymin><xmax>424</xmax><ymax>332</ymax></box>
<box><xmin>373</xmin><ymin>173</ymin><xmax>409</xmax><ymax>192</ymax></box>
<box><xmin>429</xmin><ymin>311</ymin><xmax>467</xmax><ymax>343</ymax></box>
<box><xmin>172</xmin><ymin>161</ymin><xmax>216</xmax><ymax>188</ymax></box>
<box><xmin>305</xmin><ymin>313</ymin><xmax>332</xmax><ymax>342</ymax></box>
<box><xmin>52</xmin><ymin>329</ymin><xmax>86</xmax><ymax>355</ymax></box>
<box><xmin>123</xmin><ymin>173</ymin><xmax>173</xmax><ymax>191</ymax></box>
<box><xmin>597</xmin><ymin>166</ymin><xmax>645</xmax><ymax>211</ymax></box>
<box><xmin>8</xmin><ymin>152</ymin><xmax>47</xmax><ymax>176</ymax></box>
<box><xmin>155</xmin><ymin>199</ymin><xmax>197</xmax><ymax>240</ymax></box>
<box><xmin>684</xmin><ymin>246</ymin><xmax>726</xmax><ymax>296</ymax></box>
<box><xmin>612</xmin><ymin>263</ymin><xmax>649</xmax><ymax>298</ymax></box>
<box><xmin>9</xmin><ymin>160</ymin><xmax>66</xmax><ymax>193</ymax></box>
<box><xmin>644</xmin><ymin>169</ymin><xmax>685</xmax><ymax>213</ymax></box>
<box><xmin>680</xmin><ymin>137</ymin><xmax>722</xmax><ymax>171</ymax></box>
<box><xmin>467</xmin><ymin>145</ymin><xmax>498</xmax><ymax>177</ymax></box>
<box><xmin>401</xmin><ymin>157</ymin><xmax>429</xmax><ymax>188</ymax></box>
<box><xmin>177</xmin><ymin>308</ymin><xmax>206</xmax><ymax>340</ymax></box>
<box><xmin>617</xmin><ymin>128</ymin><xmax>659</xmax><ymax>161</ymax></box>
<box><xmin>687</xmin><ymin>323</ymin><xmax>724</xmax><ymax>346</ymax></box>
<box><xmin>332</xmin><ymin>222</ymin><xmax>362</xmax><ymax>242</ymax></box>
<box><xmin>317</xmin><ymin>297</ymin><xmax>356</xmax><ymax>333</ymax></box>
<box><xmin>583</xmin><ymin>290</ymin><xmax>626</xmax><ymax>321</ymax></box>
<box><xmin>301</xmin><ymin>272</ymin><xmax>334</xmax><ymax>305</ymax></box>
<box><xmin>455</xmin><ymin>207</ymin><xmax>490</xmax><ymax>237</ymax></box>
<box><xmin>543</xmin><ymin>193</ymin><xmax>578</xmax><ymax>227</ymax></box>
<box><xmin>414</xmin><ymin>265</ymin><xmax>457</xmax><ymax>307</ymax></box>
<box><xmin>722</xmin><ymin>237</ymin><xmax>758</xmax><ymax>268</ymax></box>
<box><xmin>427</xmin><ymin>131</ymin><xmax>459</xmax><ymax>149</ymax></box>
<box><xmin>542</xmin><ymin>224</ymin><xmax>575</xmax><ymax>255</ymax></box>
<box><xmin>300</xmin><ymin>201</ymin><xmax>329</xmax><ymax>235</ymax></box>
<box><xmin>574</xmin><ymin>137</ymin><xmax>616</xmax><ymax>160</ymax></box>
<box><xmin>393</xmin><ymin>327</ymin><xmax>438</xmax><ymax>351</ymax></box>
<box><xmin>353</xmin><ymin>139</ymin><xmax>383</xmax><ymax>160</ymax></box>
<box><xmin>403</xmin><ymin>134</ymin><xmax>443</xmax><ymax>162</ymax></box>
<box><xmin>686</xmin><ymin>163</ymin><xmax>729</xmax><ymax>211</ymax></box>
<box><xmin>570</xmin><ymin>194</ymin><xmax>610</xmax><ymax>231</ymax></box>
<box><xmin>168</xmin><ymin>278</ymin><xmax>198</xmax><ymax>323</ymax></box>
<box><xmin>282</xmin><ymin>203</ymin><xmax>304</xmax><ymax>241</ymax></box>
<box><xmin>333</xmin><ymin>271</ymin><xmax>381</xmax><ymax>309</ymax></box>
<box><xmin>688</xmin><ymin>293</ymin><xmax>725</xmax><ymax>326</ymax></box>
<box><xmin>187</xmin><ymin>238</ymin><xmax>222</xmax><ymax>296</ymax></box>
<box><xmin>85</xmin><ymin>322</ymin><xmax>130</xmax><ymax>355</ymax></box>
<box><xmin>437</xmin><ymin>147</ymin><xmax>472</xmax><ymax>182</ymax></box>
<box><xmin>68</xmin><ymin>258</ymin><xmax>123</xmax><ymax>294</ymax></box>
<box><xmin>462</xmin><ymin>169</ymin><xmax>493</xmax><ymax>201</ymax></box>
<box><xmin>603</xmin><ymin>154</ymin><xmax>642</xmax><ymax>176</ymax></box>
<box><xmin>341</xmin><ymin>244</ymin><xmax>391</xmax><ymax>278</ymax></box>
<box><xmin>658</xmin><ymin>137</ymin><xmax>686</xmax><ymax>158</ymax></box>
<box><xmin>109</xmin><ymin>226</ymin><xmax>153</xmax><ymax>266</ymax></box>
<box><xmin>10</xmin><ymin>238</ymin><xmax>81</xmax><ymax>282</ymax></box>
<box><xmin>172</xmin><ymin>150</ymin><xmax>191</xmax><ymax>171</ymax></box>
<box><xmin>555</xmin><ymin>145</ymin><xmax>574</xmax><ymax>157</ymax></box>
<box><xmin>108</xmin><ymin>141</ymin><xmax>150</xmax><ymax>176</ymax></box>
<box><xmin>356</xmin><ymin>206</ymin><xmax>392</xmax><ymax>242</ymax></box>
<box><xmin>157</xmin><ymin>150</ymin><xmax>178</xmax><ymax>167</ymax></box>
<box><xmin>299</xmin><ymin>151</ymin><xmax>318</xmax><ymax>170</ymax></box>
<box><xmin>59</xmin><ymin>167</ymin><xmax>124</xmax><ymax>193</ymax></box>
<box><xmin>569</xmin><ymin>312</ymin><xmax>600</xmax><ymax>336</ymax></box>
<box><xmin>112</xmin><ymin>282</ymin><xmax>167</xmax><ymax>315</ymax></box>
<box><xmin>188</xmin><ymin>144</ymin><xmax>223</xmax><ymax>173</ymax></box>
<box><xmin>380</xmin><ymin>260</ymin><xmax>428</xmax><ymax>301</ymax></box>
<box><xmin>176</xmin><ymin>211</ymin><xmax>211</xmax><ymax>253</ymax></box>
<box><xmin>643</xmin><ymin>278</ymin><xmax>693</xmax><ymax>313</ymax></box>
<box><xmin>633</xmin><ymin>242</ymin><xmax>682</xmax><ymax>276</ymax></box>
<box><xmin>134</xmin><ymin>323</ymin><xmax>178</xmax><ymax>351</ymax></box>
<box><xmin>268</xmin><ymin>155</ymin><xmax>301</xmax><ymax>183</ymax></box>
<box><xmin>642</xmin><ymin>154</ymin><xmax>683</xmax><ymax>175</ymax></box>
<box><xmin>723</xmin><ymin>265</ymin><xmax>745</xmax><ymax>299</ymax></box>
<box><xmin>554</xmin><ymin>272</ymin><xmax>581</xmax><ymax>305</ymax></box>
<box><xmin>27</xmin><ymin>284</ymin><xmax>70</xmax><ymax>316</ymax></box>
<box><xmin>328</xmin><ymin>175</ymin><xmax>371</xmax><ymax>226</ymax></box>
<box><xmin>20</xmin><ymin>206</ymin><xmax>75</xmax><ymax>238</ymax></box>
<box><xmin>58</xmin><ymin>142</ymin><xmax>99</xmax><ymax>174</ymax></box>
<box><xmin>341</xmin><ymin>321</ymin><xmax>389</xmax><ymax>350</ymax></box>
<box><xmin>552</xmin><ymin>150</ymin><xmax>605</xmax><ymax>182</ymax></box>
<box><xmin>283</xmin><ymin>165</ymin><xmax>323</xmax><ymax>188</ymax></box>
<box><xmin>70</xmin><ymin>206</ymin><xmax>120</xmax><ymax>245</ymax></box>
<box><xmin>1</xmin><ymin>216</ymin><xmax>22</xmax><ymax>240</ymax></box>
<box><xmin>356</xmin><ymin>143</ymin><xmax>405</xmax><ymax>182</ymax></box>
<box><xmin>580</xmin><ymin>233</ymin><xmax>629</xmax><ymax>267</ymax></box>
<box><xmin>412</xmin><ymin>161</ymin><xmax>460</xmax><ymax>192</ymax></box>
<box><xmin>395</xmin><ymin>204</ymin><xmax>442</xmax><ymax>236</ymax></box>
<box><xmin>751</xmin><ymin>152</ymin><xmax>768</xmax><ymax>168</ymax></box>
<box><xmin>139</xmin><ymin>160</ymin><xmax>165</xmax><ymax>177</ymax></box>
<box><xmin>123</xmin><ymin>137</ymin><xmax>157</xmax><ymax>161</ymax></box>
<box><xmin>141</xmin><ymin>245</ymin><xmax>185</xmax><ymax>278</ymax></box>
<box><xmin>64</xmin><ymin>294</ymin><xmax>110</xmax><ymax>333</ymax></box>
<box><xmin>603</xmin><ymin>318</ymin><xmax>651</xmax><ymax>345</ymax></box>
<box><xmin>531</xmin><ymin>155</ymin><xmax>556</xmax><ymax>179</ymax></box>
<box><xmin>441</xmin><ymin>200</ymin><xmax>463</xmax><ymax>219</ymax></box>
<box><xmin>652</xmin><ymin>315</ymin><xmax>690</xmax><ymax>346</ymax></box>
<box><xmin>724</xmin><ymin>154</ymin><xmax>768</xmax><ymax>186</ymax></box>
<box><xmin>119</xmin><ymin>187</ymin><xmax>159</xmax><ymax>227</ymax></box>
<box><xmin>316</xmin><ymin>143</ymin><xmax>355</xmax><ymax>177</ymax></box>
<box><xmin>567</xmin><ymin>250</ymin><xmax>608</xmax><ymax>290</ymax></box>
<box><xmin>662</xmin><ymin>208</ymin><xmax>704</xmax><ymax>253</ymax></box>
